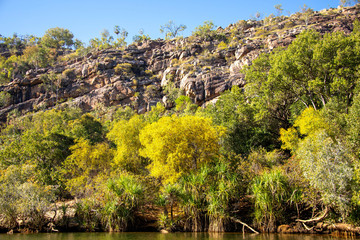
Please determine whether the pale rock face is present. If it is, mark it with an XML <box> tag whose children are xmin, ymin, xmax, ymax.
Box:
<box><xmin>235</xmin><ymin>45</ymin><xmax>253</xmax><ymax>60</ymax></box>
<box><xmin>230</xmin><ymin>61</ymin><xmax>243</xmax><ymax>75</ymax></box>
<box><xmin>81</xmin><ymin>65</ymin><xmax>88</xmax><ymax>78</ymax></box>
<box><xmin>161</xmin><ymin>67</ymin><xmax>177</xmax><ymax>87</ymax></box>
<box><xmin>179</xmin><ymin>51</ymin><xmax>189</xmax><ymax>60</ymax></box>
<box><xmin>179</xmin><ymin>74</ymin><xmax>192</xmax><ymax>90</ymax></box>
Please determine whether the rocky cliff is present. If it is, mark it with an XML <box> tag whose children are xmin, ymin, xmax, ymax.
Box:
<box><xmin>0</xmin><ymin>5</ymin><xmax>359</xmax><ymax>121</ymax></box>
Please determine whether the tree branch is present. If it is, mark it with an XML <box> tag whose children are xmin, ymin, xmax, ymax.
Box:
<box><xmin>229</xmin><ymin>217</ymin><xmax>259</xmax><ymax>234</ymax></box>
<box><xmin>296</xmin><ymin>207</ymin><xmax>328</xmax><ymax>223</ymax></box>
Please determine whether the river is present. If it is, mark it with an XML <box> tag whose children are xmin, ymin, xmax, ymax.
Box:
<box><xmin>0</xmin><ymin>232</ymin><xmax>354</xmax><ymax>240</ymax></box>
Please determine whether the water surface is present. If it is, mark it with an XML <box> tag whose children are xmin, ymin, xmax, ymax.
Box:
<box><xmin>0</xmin><ymin>232</ymin><xmax>355</xmax><ymax>240</ymax></box>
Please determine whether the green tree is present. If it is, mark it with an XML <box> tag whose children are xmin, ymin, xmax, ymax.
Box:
<box><xmin>160</xmin><ymin>21</ymin><xmax>187</xmax><ymax>39</ymax></box>
<box><xmin>41</xmin><ymin>27</ymin><xmax>74</xmax><ymax>49</ymax></box>
<box><xmin>90</xmin><ymin>29</ymin><xmax>112</xmax><ymax>49</ymax></box>
<box><xmin>177</xmin><ymin>159</ymin><xmax>240</xmax><ymax>232</ymax></box>
<box><xmin>22</xmin><ymin>130</ymin><xmax>74</xmax><ymax>185</ymax></box>
<box><xmin>300</xmin><ymin>4</ymin><xmax>313</xmax><ymax>26</ymax></box>
<box><xmin>0</xmin><ymin>91</ymin><xmax>11</xmax><ymax>107</ymax></box>
<box><xmin>113</xmin><ymin>26</ymin><xmax>128</xmax><ymax>48</ymax></box>
<box><xmin>274</xmin><ymin>4</ymin><xmax>283</xmax><ymax>16</ymax></box>
<box><xmin>111</xmin><ymin>106</ymin><xmax>135</xmax><ymax>122</ymax></box>
<box><xmin>16</xmin><ymin>181</ymin><xmax>56</xmax><ymax>230</ymax></box>
<box><xmin>175</xmin><ymin>95</ymin><xmax>198</xmax><ymax>115</ymax></box>
<box><xmin>158</xmin><ymin>183</ymin><xmax>181</xmax><ymax>226</ymax></box>
<box><xmin>192</xmin><ymin>21</ymin><xmax>216</xmax><ymax>40</ymax></box>
<box><xmin>0</xmin><ymin>164</ymin><xmax>33</xmax><ymax>228</ymax></box>
<box><xmin>22</xmin><ymin>45</ymin><xmax>51</xmax><ymax>69</ymax></box>
<box><xmin>281</xmin><ymin>107</ymin><xmax>353</xmax><ymax>218</ymax></box>
<box><xmin>133</xmin><ymin>29</ymin><xmax>151</xmax><ymax>43</ymax></box>
<box><xmin>73</xmin><ymin>38</ymin><xmax>84</xmax><ymax>49</ymax></box>
<box><xmin>201</xmin><ymin>86</ymin><xmax>277</xmax><ymax>155</ymax></box>
<box><xmin>297</xmin><ymin>130</ymin><xmax>352</xmax><ymax>217</ymax></box>
<box><xmin>340</xmin><ymin>0</ymin><xmax>360</xmax><ymax>6</ymax></box>
<box><xmin>244</xmin><ymin>28</ymin><xmax>360</xmax><ymax>127</ymax></box>
<box><xmin>40</xmin><ymin>72</ymin><xmax>62</xmax><ymax>103</ymax></box>
<box><xmin>144</xmin><ymin>102</ymin><xmax>166</xmax><ymax>123</ymax></box>
<box><xmin>100</xmin><ymin>29</ymin><xmax>113</xmax><ymax>48</ymax></box>
<box><xmin>163</xmin><ymin>81</ymin><xmax>183</xmax><ymax>106</ymax></box>
<box><xmin>347</xmin><ymin>93</ymin><xmax>360</xmax><ymax>157</ymax></box>
<box><xmin>0</xmin><ymin>33</ymin><xmax>38</xmax><ymax>53</ymax></box>
<box><xmin>0</xmin><ymin>108</ymin><xmax>81</xmax><ymax>184</ymax></box>
<box><xmin>0</xmin><ymin>55</ymin><xmax>27</xmax><ymax>83</ymax></box>
<box><xmin>0</xmin><ymin>164</ymin><xmax>56</xmax><ymax>230</ymax></box>
<box><xmin>70</xmin><ymin>114</ymin><xmax>105</xmax><ymax>145</ymax></box>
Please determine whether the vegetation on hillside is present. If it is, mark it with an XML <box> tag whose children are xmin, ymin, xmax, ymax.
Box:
<box><xmin>1</xmin><ymin>2</ymin><xmax>360</xmax><ymax>234</ymax></box>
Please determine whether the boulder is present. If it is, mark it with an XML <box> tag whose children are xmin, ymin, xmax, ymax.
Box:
<box><xmin>81</xmin><ymin>65</ymin><xmax>89</xmax><ymax>78</ymax></box>
<box><xmin>235</xmin><ymin>45</ymin><xmax>253</xmax><ymax>60</ymax></box>
<box><xmin>277</xmin><ymin>224</ymin><xmax>291</xmax><ymax>233</ymax></box>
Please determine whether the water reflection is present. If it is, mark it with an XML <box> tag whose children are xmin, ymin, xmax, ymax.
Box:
<box><xmin>0</xmin><ymin>232</ymin><xmax>357</xmax><ymax>240</ymax></box>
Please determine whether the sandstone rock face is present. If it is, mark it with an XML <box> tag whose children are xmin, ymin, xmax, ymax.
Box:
<box><xmin>0</xmin><ymin>5</ymin><xmax>359</xmax><ymax>120</ymax></box>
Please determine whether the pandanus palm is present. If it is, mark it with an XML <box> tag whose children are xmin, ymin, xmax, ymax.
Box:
<box><xmin>207</xmin><ymin>161</ymin><xmax>238</xmax><ymax>232</ymax></box>
<box><xmin>103</xmin><ymin>174</ymin><xmax>144</xmax><ymax>231</ymax></box>
<box><xmin>162</xmin><ymin>184</ymin><xmax>181</xmax><ymax>221</ymax></box>
<box><xmin>179</xmin><ymin>166</ymin><xmax>209</xmax><ymax>232</ymax></box>
<box><xmin>250</xmin><ymin>169</ymin><xmax>292</xmax><ymax>232</ymax></box>
<box><xmin>178</xmin><ymin>161</ymin><xmax>240</xmax><ymax>232</ymax></box>
<box><xmin>156</xmin><ymin>183</ymin><xmax>181</xmax><ymax>231</ymax></box>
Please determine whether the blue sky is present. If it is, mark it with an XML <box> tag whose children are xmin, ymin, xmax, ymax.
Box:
<box><xmin>0</xmin><ymin>0</ymin><xmax>342</xmax><ymax>45</ymax></box>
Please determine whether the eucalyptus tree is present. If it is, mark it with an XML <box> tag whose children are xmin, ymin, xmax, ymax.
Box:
<box><xmin>160</xmin><ymin>21</ymin><xmax>187</xmax><ymax>39</ymax></box>
<box><xmin>41</xmin><ymin>27</ymin><xmax>74</xmax><ymax>49</ymax></box>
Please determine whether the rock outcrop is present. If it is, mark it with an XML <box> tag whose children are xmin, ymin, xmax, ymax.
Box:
<box><xmin>0</xmin><ymin>5</ymin><xmax>359</xmax><ymax>121</ymax></box>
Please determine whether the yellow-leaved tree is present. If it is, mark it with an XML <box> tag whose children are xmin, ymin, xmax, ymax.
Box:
<box><xmin>280</xmin><ymin>107</ymin><xmax>353</xmax><ymax>217</ymax></box>
<box><xmin>62</xmin><ymin>138</ymin><xmax>114</xmax><ymax>197</ymax></box>
<box><xmin>279</xmin><ymin>107</ymin><xmax>329</xmax><ymax>152</ymax></box>
<box><xmin>107</xmin><ymin>115</ymin><xmax>146</xmax><ymax>173</ymax></box>
<box><xmin>139</xmin><ymin>115</ymin><xmax>225</xmax><ymax>184</ymax></box>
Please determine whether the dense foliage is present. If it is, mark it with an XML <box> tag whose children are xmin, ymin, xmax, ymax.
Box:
<box><xmin>1</xmin><ymin>8</ymin><xmax>360</xmax><ymax>234</ymax></box>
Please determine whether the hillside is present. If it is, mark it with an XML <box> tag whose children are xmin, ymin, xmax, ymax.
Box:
<box><xmin>0</xmin><ymin>5</ymin><xmax>359</xmax><ymax>121</ymax></box>
<box><xmin>2</xmin><ymin>4</ymin><xmax>360</xmax><ymax>234</ymax></box>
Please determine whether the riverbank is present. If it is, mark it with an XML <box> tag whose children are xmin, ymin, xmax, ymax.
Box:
<box><xmin>0</xmin><ymin>232</ymin><xmax>358</xmax><ymax>240</ymax></box>
<box><xmin>2</xmin><ymin>200</ymin><xmax>360</xmax><ymax>236</ymax></box>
